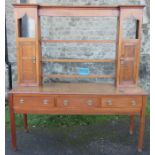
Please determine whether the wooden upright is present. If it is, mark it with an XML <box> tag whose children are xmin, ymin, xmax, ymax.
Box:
<box><xmin>15</xmin><ymin>4</ymin><xmax>42</xmax><ymax>86</ymax></box>
<box><xmin>116</xmin><ymin>6</ymin><xmax>143</xmax><ymax>87</ymax></box>
<box><xmin>9</xmin><ymin>4</ymin><xmax>147</xmax><ymax>152</ymax></box>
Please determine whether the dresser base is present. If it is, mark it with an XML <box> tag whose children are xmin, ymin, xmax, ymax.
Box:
<box><xmin>9</xmin><ymin>83</ymin><xmax>147</xmax><ymax>152</ymax></box>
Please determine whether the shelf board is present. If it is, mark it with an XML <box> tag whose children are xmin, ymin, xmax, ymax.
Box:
<box><xmin>42</xmin><ymin>39</ymin><xmax>116</xmax><ymax>43</ymax></box>
<box><xmin>44</xmin><ymin>74</ymin><xmax>114</xmax><ymax>79</ymax></box>
<box><xmin>42</xmin><ymin>58</ymin><xmax>115</xmax><ymax>63</ymax></box>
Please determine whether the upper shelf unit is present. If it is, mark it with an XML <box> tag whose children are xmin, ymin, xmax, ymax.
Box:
<box><xmin>13</xmin><ymin>4</ymin><xmax>145</xmax><ymax>17</ymax></box>
<box><xmin>13</xmin><ymin>4</ymin><xmax>144</xmax><ymax>87</ymax></box>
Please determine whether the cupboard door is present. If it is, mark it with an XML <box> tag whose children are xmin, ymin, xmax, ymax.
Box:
<box><xmin>18</xmin><ymin>42</ymin><xmax>37</xmax><ymax>85</ymax></box>
<box><xmin>119</xmin><ymin>40</ymin><xmax>139</xmax><ymax>86</ymax></box>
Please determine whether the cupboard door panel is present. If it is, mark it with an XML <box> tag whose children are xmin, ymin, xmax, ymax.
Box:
<box><xmin>119</xmin><ymin>40</ymin><xmax>139</xmax><ymax>86</ymax></box>
<box><xmin>18</xmin><ymin>42</ymin><xmax>37</xmax><ymax>85</ymax></box>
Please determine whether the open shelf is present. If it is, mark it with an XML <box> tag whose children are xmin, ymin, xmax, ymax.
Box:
<box><xmin>14</xmin><ymin>3</ymin><xmax>144</xmax><ymax>87</ymax></box>
<box><xmin>42</xmin><ymin>58</ymin><xmax>115</xmax><ymax>63</ymax></box>
<box><xmin>44</xmin><ymin>74</ymin><xmax>114</xmax><ymax>79</ymax></box>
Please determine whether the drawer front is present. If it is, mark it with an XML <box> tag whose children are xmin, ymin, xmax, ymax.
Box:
<box><xmin>56</xmin><ymin>96</ymin><xmax>100</xmax><ymax>108</ymax></box>
<box><xmin>14</xmin><ymin>96</ymin><xmax>55</xmax><ymax>109</ymax></box>
<box><xmin>101</xmin><ymin>96</ymin><xmax>142</xmax><ymax>108</ymax></box>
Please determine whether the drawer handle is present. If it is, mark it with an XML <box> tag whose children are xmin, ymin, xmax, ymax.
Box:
<box><xmin>87</xmin><ymin>100</ymin><xmax>93</xmax><ymax>106</ymax></box>
<box><xmin>64</xmin><ymin>100</ymin><xmax>69</xmax><ymax>106</ymax></box>
<box><xmin>106</xmin><ymin>99</ymin><xmax>112</xmax><ymax>105</ymax></box>
<box><xmin>131</xmin><ymin>100</ymin><xmax>137</xmax><ymax>106</ymax></box>
<box><xmin>19</xmin><ymin>99</ymin><xmax>24</xmax><ymax>104</ymax></box>
<box><xmin>43</xmin><ymin>99</ymin><xmax>48</xmax><ymax>105</ymax></box>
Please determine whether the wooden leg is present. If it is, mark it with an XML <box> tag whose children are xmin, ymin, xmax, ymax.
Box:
<box><xmin>9</xmin><ymin>94</ymin><xmax>17</xmax><ymax>151</ymax></box>
<box><xmin>137</xmin><ymin>96</ymin><xmax>147</xmax><ymax>152</ymax></box>
<box><xmin>129</xmin><ymin>115</ymin><xmax>134</xmax><ymax>135</ymax></box>
<box><xmin>23</xmin><ymin>114</ymin><xmax>28</xmax><ymax>132</ymax></box>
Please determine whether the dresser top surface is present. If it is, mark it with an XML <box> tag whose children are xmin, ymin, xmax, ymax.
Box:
<box><xmin>13</xmin><ymin>3</ymin><xmax>145</xmax><ymax>8</ymax></box>
<box><xmin>10</xmin><ymin>83</ymin><xmax>147</xmax><ymax>95</ymax></box>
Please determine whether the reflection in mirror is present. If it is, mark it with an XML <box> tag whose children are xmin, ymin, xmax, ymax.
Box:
<box><xmin>18</xmin><ymin>14</ymin><xmax>35</xmax><ymax>38</ymax></box>
<box><xmin>122</xmin><ymin>17</ymin><xmax>139</xmax><ymax>39</ymax></box>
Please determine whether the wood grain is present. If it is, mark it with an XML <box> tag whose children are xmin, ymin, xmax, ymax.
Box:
<box><xmin>9</xmin><ymin>94</ymin><xmax>17</xmax><ymax>151</ymax></box>
<box><xmin>129</xmin><ymin>115</ymin><xmax>135</xmax><ymax>135</ymax></box>
<box><xmin>10</xmin><ymin>83</ymin><xmax>147</xmax><ymax>95</ymax></box>
<box><xmin>42</xmin><ymin>58</ymin><xmax>115</xmax><ymax>63</ymax></box>
<box><xmin>11</xmin><ymin>4</ymin><xmax>147</xmax><ymax>152</ymax></box>
<box><xmin>15</xmin><ymin>6</ymin><xmax>41</xmax><ymax>86</ymax></box>
<box><xmin>14</xmin><ymin>96</ymin><xmax>55</xmax><ymax>110</ymax></box>
<box><xmin>14</xmin><ymin>107</ymin><xmax>141</xmax><ymax>115</ymax></box>
<box><xmin>101</xmin><ymin>96</ymin><xmax>142</xmax><ymax>108</ymax></box>
<box><xmin>137</xmin><ymin>96</ymin><xmax>147</xmax><ymax>152</ymax></box>
<box><xmin>23</xmin><ymin>114</ymin><xmax>28</xmax><ymax>132</ymax></box>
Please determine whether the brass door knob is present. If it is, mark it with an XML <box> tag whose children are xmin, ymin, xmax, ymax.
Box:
<box><xmin>43</xmin><ymin>99</ymin><xmax>48</xmax><ymax>105</ymax></box>
<box><xmin>32</xmin><ymin>56</ymin><xmax>36</xmax><ymax>64</ymax></box>
<box><xmin>87</xmin><ymin>100</ymin><xmax>93</xmax><ymax>106</ymax></box>
<box><xmin>120</xmin><ymin>57</ymin><xmax>125</xmax><ymax>65</ymax></box>
<box><xmin>19</xmin><ymin>99</ymin><xmax>24</xmax><ymax>104</ymax></box>
<box><xmin>64</xmin><ymin>100</ymin><xmax>69</xmax><ymax>106</ymax></box>
<box><xmin>131</xmin><ymin>100</ymin><xmax>137</xmax><ymax>106</ymax></box>
<box><xmin>106</xmin><ymin>99</ymin><xmax>112</xmax><ymax>105</ymax></box>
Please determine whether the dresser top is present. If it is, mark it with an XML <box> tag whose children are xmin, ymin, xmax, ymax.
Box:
<box><xmin>13</xmin><ymin>3</ymin><xmax>145</xmax><ymax>8</ymax></box>
<box><xmin>10</xmin><ymin>83</ymin><xmax>147</xmax><ymax>95</ymax></box>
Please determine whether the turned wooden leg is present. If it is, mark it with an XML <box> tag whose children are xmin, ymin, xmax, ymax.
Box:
<box><xmin>137</xmin><ymin>96</ymin><xmax>147</xmax><ymax>152</ymax></box>
<box><xmin>129</xmin><ymin>115</ymin><xmax>134</xmax><ymax>135</ymax></box>
<box><xmin>9</xmin><ymin>94</ymin><xmax>17</xmax><ymax>151</ymax></box>
<box><xmin>23</xmin><ymin>114</ymin><xmax>28</xmax><ymax>132</ymax></box>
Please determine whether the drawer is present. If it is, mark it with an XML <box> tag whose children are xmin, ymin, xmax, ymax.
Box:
<box><xmin>56</xmin><ymin>96</ymin><xmax>100</xmax><ymax>108</ymax></box>
<box><xmin>101</xmin><ymin>96</ymin><xmax>142</xmax><ymax>108</ymax></box>
<box><xmin>14</xmin><ymin>96</ymin><xmax>55</xmax><ymax>109</ymax></box>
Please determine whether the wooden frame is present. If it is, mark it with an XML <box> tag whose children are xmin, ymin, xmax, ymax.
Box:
<box><xmin>9</xmin><ymin>4</ymin><xmax>148</xmax><ymax>152</ymax></box>
<box><xmin>13</xmin><ymin>4</ymin><xmax>144</xmax><ymax>87</ymax></box>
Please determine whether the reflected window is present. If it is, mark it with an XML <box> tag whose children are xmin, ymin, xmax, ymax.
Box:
<box><xmin>18</xmin><ymin>14</ymin><xmax>35</xmax><ymax>38</ymax></box>
<box><xmin>122</xmin><ymin>17</ymin><xmax>139</xmax><ymax>39</ymax></box>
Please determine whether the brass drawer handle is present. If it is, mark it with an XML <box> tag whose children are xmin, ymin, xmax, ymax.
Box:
<box><xmin>64</xmin><ymin>100</ymin><xmax>69</xmax><ymax>106</ymax></box>
<box><xmin>19</xmin><ymin>99</ymin><xmax>24</xmax><ymax>104</ymax></box>
<box><xmin>87</xmin><ymin>100</ymin><xmax>93</xmax><ymax>106</ymax></box>
<box><xmin>131</xmin><ymin>100</ymin><xmax>137</xmax><ymax>106</ymax></box>
<box><xmin>106</xmin><ymin>99</ymin><xmax>112</xmax><ymax>105</ymax></box>
<box><xmin>43</xmin><ymin>99</ymin><xmax>48</xmax><ymax>105</ymax></box>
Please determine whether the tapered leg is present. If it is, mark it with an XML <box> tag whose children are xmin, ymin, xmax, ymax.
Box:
<box><xmin>137</xmin><ymin>96</ymin><xmax>147</xmax><ymax>152</ymax></box>
<box><xmin>9</xmin><ymin>94</ymin><xmax>17</xmax><ymax>151</ymax></box>
<box><xmin>23</xmin><ymin>114</ymin><xmax>28</xmax><ymax>132</ymax></box>
<box><xmin>129</xmin><ymin>115</ymin><xmax>134</xmax><ymax>135</ymax></box>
